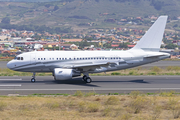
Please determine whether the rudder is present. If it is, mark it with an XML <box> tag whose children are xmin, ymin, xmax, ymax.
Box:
<box><xmin>131</xmin><ymin>16</ymin><xmax>168</xmax><ymax>52</ymax></box>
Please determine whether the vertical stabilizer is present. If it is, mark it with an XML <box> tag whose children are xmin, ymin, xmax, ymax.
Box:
<box><xmin>131</xmin><ymin>16</ymin><xmax>168</xmax><ymax>52</ymax></box>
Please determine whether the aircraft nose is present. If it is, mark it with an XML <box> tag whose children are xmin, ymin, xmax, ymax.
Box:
<box><xmin>7</xmin><ymin>61</ymin><xmax>13</xmax><ymax>70</ymax></box>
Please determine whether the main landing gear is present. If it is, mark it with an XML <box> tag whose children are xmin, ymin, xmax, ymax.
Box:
<box><xmin>82</xmin><ymin>74</ymin><xmax>92</xmax><ymax>83</ymax></box>
<box><xmin>31</xmin><ymin>72</ymin><xmax>36</xmax><ymax>83</ymax></box>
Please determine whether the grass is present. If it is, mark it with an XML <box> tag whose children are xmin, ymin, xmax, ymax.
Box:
<box><xmin>0</xmin><ymin>91</ymin><xmax>180</xmax><ymax>119</ymax></box>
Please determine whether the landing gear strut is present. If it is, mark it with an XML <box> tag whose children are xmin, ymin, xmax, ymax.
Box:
<box><xmin>31</xmin><ymin>72</ymin><xmax>36</xmax><ymax>83</ymax></box>
<box><xmin>82</xmin><ymin>73</ymin><xmax>92</xmax><ymax>83</ymax></box>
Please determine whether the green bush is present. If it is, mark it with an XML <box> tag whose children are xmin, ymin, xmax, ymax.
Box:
<box><xmin>74</xmin><ymin>90</ymin><xmax>84</xmax><ymax>97</ymax></box>
<box><xmin>0</xmin><ymin>102</ymin><xmax>7</xmax><ymax>111</ymax></box>
<box><xmin>130</xmin><ymin>91</ymin><xmax>140</xmax><ymax>99</ymax></box>
<box><xmin>151</xmin><ymin>66</ymin><xmax>162</xmax><ymax>73</ymax></box>
<box><xmin>78</xmin><ymin>101</ymin><xmax>86</xmax><ymax>112</ymax></box>
<box><xmin>105</xmin><ymin>96</ymin><xmax>119</xmax><ymax>105</ymax></box>
<box><xmin>129</xmin><ymin>71</ymin><xmax>134</xmax><ymax>75</ymax></box>
<box><xmin>111</xmin><ymin>72</ymin><xmax>121</xmax><ymax>75</ymax></box>
<box><xmin>167</xmin><ymin>98</ymin><xmax>180</xmax><ymax>119</ymax></box>
<box><xmin>166</xmin><ymin>66</ymin><xmax>180</xmax><ymax>71</ymax></box>
<box><xmin>130</xmin><ymin>96</ymin><xmax>147</xmax><ymax>114</ymax></box>
<box><xmin>87</xmin><ymin>102</ymin><xmax>100</xmax><ymax>112</ymax></box>
<box><xmin>85</xmin><ymin>91</ymin><xmax>96</xmax><ymax>97</ymax></box>
<box><xmin>44</xmin><ymin>102</ymin><xmax>60</xmax><ymax>109</ymax></box>
<box><xmin>159</xmin><ymin>91</ymin><xmax>175</xmax><ymax>97</ymax></box>
<box><xmin>147</xmin><ymin>72</ymin><xmax>157</xmax><ymax>75</ymax></box>
<box><xmin>102</xmin><ymin>107</ymin><xmax>112</xmax><ymax>116</ymax></box>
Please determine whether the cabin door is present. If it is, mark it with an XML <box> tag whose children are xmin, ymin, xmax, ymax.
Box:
<box><xmin>30</xmin><ymin>53</ymin><xmax>36</xmax><ymax>65</ymax></box>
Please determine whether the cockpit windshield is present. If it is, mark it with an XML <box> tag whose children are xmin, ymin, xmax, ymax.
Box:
<box><xmin>14</xmin><ymin>56</ymin><xmax>23</xmax><ymax>60</ymax></box>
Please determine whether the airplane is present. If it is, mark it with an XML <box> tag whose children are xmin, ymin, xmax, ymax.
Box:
<box><xmin>7</xmin><ymin>16</ymin><xmax>170</xmax><ymax>83</ymax></box>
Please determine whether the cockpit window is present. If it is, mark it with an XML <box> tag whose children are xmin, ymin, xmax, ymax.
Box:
<box><xmin>14</xmin><ymin>56</ymin><xmax>23</xmax><ymax>60</ymax></box>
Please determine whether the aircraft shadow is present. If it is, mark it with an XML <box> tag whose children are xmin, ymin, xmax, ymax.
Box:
<box><xmin>93</xmin><ymin>79</ymin><xmax>149</xmax><ymax>84</ymax></box>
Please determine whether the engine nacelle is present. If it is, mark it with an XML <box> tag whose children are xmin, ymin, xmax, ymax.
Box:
<box><xmin>54</xmin><ymin>68</ymin><xmax>73</xmax><ymax>80</ymax></box>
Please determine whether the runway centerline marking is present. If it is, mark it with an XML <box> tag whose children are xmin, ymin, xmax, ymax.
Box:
<box><xmin>0</xmin><ymin>79</ymin><xmax>22</xmax><ymax>81</ymax></box>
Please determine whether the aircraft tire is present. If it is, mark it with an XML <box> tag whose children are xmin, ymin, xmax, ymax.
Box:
<box><xmin>85</xmin><ymin>77</ymin><xmax>92</xmax><ymax>83</ymax></box>
<box><xmin>83</xmin><ymin>75</ymin><xmax>87</xmax><ymax>80</ymax></box>
<box><xmin>31</xmin><ymin>78</ymin><xmax>36</xmax><ymax>83</ymax></box>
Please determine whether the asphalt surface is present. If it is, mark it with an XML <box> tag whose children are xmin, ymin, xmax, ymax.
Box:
<box><xmin>0</xmin><ymin>76</ymin><xmax>180</xmax><ymax>95</ymax></box>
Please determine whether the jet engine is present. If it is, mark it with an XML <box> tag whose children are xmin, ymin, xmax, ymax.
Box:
<box><xmin>54</xmin><ymin>68</ymin><xmax>81</xmax><ymax>80</ymax></box>
<box><xmin>54</xmin><ymin>68</ymin><xmax>73</xmax><ymax>80</ymax></box>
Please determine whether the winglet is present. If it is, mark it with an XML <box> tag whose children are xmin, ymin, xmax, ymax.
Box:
<box><xmin>131</xmin><ymin>16</ymin><xmax>168</xmax><ymax>52</ymax></box>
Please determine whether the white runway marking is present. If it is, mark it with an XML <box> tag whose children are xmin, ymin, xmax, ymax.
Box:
<box><xmin>0</xmin><ymin>88</ymin><xmax>180</xmax><ymax>91</ymax></box>
<box><xmin>0</xmin><ymin>79</ymin><xmax>22</xmax><ymax>81</ymax></box>
<box><xmin>0</xmin><ymin>84</ymin><xmax>22</xmax><ymax>87</ymax></box>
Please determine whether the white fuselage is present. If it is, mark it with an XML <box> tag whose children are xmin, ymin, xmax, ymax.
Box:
<box><xmin>7</xmin><ymin>50</ymin><xmax>170</xmax><ymax>74</ymax></box>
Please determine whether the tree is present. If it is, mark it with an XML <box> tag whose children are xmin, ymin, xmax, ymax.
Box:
<box><xmin>45</xmin><ymin>4</ymin><xmax>51</xmax><ymax>8</ymax></box>
<box><xmin>165</xmin><ymin>43</ymin><xmax>177</xmax><ymax>49</ymax></box>
<box><xmin>1</xmin><ymin>17</ymin><xmax>10</xmax><ymax>24</ymax></box>
<box><xmin>53</xmin><ymin>5</ymin><xmax>59</xmax><ymax>11</ymax></box>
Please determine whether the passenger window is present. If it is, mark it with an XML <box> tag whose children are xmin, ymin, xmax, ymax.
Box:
<box><xmin>52</xmin><ymin>58</ymin><xmax>54</xmax><ymax>60</ymax></box>
<box><xmin>62</xmin><ymin>58</ymin><xmax>64</xmax><ymax>60</ymax></box>
<box><xmin>59</xmin><ymin>58</ymin><xmax>61</xmax><ymax>60</ymax></box>
<box><xmin>65</xmin><ymin>58</ymin><xmax>67</xmax><ymax>60</ymax></box>
<box><xmin>41</xmin><ymin>58</ymin><xmax>43</xmax><ymax>60</ymax></box>
<box><xmin>21</xmin><ymin>57</ymin><xmax>23</xmax><ymax>60</ymax></box>
<box><xmin>57</xmin><ymin>58</ymin><xmax>58</xmax><ymax>60</ymax></box>
<box><xmin>38</xmin><ymin>58</ymin><xmax>40</xmax><ymax>60</ymax></box>
<box><xmin>69</xmin><ymin>58</ymin><xmax>71</xmax><ymax>60</ymax></box>
<box><xmin>91</xmin><ymin>58</ymin><xmax>93</xmax><ymax>60</ymax></box>
<box><xmin>44</xmin><ymin>58</ymin><xmax>46</xmax><ymax>60</ymax></box>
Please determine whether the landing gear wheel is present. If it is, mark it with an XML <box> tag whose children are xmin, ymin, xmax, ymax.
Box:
<box><xmin>82</xmin><ymin>75</ymin><xmax>87</xmax><ymax>81</ymax></box>
<box><xmin>85</xmin><ymin>77</ymin><xmax>92</xmax><ymax>83</ymax></box>
<box><xmin>31</xmin><ymin>78</ymin><xmax>36</xmax><ymax>83</ymax></box>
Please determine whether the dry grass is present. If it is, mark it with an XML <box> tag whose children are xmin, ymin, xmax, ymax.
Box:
<box><xmin>0</xmin><ymin>91</ymin><xmax>180</xmax><ymax>119</ymax></box>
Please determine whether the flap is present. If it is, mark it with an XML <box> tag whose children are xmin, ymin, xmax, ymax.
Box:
<box><xmin>63</xmin><ymin>62</ymin><xmax>111</xmax><ymax>68</ymax></box>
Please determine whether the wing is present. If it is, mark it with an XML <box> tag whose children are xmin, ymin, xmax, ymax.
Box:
<box><xmin>63</xmin><ymin>62</ymin><xmax>110</xmax><ymax>69</ymax></box>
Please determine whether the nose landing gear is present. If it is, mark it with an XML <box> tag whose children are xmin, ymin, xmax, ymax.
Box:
<box><xmin>31</xmin><ymin>72</ymin><xmax>36</xmax><ymax>83</ymax></box>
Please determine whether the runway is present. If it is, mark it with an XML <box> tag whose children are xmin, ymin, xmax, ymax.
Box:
<box><xmin>0</xmin><ymin>76</ymin><xmax>180</xmax><ymax>95</ymax></box>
